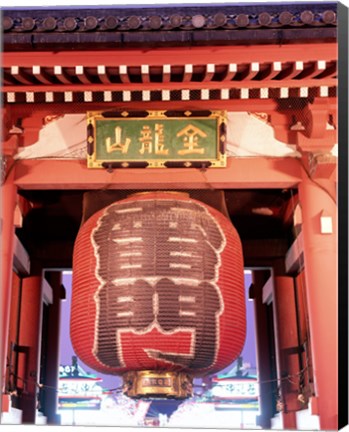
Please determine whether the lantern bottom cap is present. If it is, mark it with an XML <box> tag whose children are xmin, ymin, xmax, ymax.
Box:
<box><xmin>122</xmin><ymin>370</ymin><xmax>193</xmax><ymax>399</ymax></box>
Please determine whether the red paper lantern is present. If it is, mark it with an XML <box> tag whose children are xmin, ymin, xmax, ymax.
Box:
<box><xmin>71</xmin><ymin>192</ymin><xmax>245</xmax><ymax>398</ymax></box>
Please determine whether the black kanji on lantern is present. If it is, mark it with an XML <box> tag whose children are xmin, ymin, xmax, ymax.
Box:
<box><xmin>92</xmin><ymin>198</ymin><xmax>225</xmax><ymax>369</ymax></box>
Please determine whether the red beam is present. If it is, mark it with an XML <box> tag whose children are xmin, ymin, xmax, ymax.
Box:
<box><xmin>4</xmin><ymin>98</ymin><xmax>337</xmax><ymax>123</ymax></box>
<box><xmin>14</xmin><ymin>157</ymin><xmax>302</xmax><ymax>190</ymax></box>
<box><xmin>2</xmin><ymin>77</ymin><xmax>337</xmax><ymax>93</ymax></box>
<box><xmin>4</xmin><ymin>98</ymin><xmax>282</xmax><ymax>117</ymax></box>
<box><xmin>2</xmin><ymin>44</ymin><xmax>337</xmax><ymax>68</ymax></box>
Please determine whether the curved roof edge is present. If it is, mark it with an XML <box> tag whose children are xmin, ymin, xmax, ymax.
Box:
<box><xmin>2</xmin><ymin>2</ymin><xmax>337</xmax><ymax>51</ymax></box>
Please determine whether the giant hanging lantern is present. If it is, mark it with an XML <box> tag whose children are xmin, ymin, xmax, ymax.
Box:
<box><xmin>71</xmin><ymin>191</ymin><xmax>245</xmax><ymax>399</ymax></box>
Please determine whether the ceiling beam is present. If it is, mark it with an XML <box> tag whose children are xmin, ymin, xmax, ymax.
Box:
<box><xmin>14</xmin><ymin>157</ymin><xmax>302</xmax><ymax>190</ymax></box>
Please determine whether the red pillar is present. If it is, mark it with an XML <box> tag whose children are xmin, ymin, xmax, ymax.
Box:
<box><xmin>1</xmin><ymin>156</ymin><xmax>17</xmax><ymax>400</ymax></box>
<box><xmin>5</xmin><ymin>272</ymin><xmax>22</xmax><ymax>393</ymax></box>
<box><xmin>17</xmin><ymin>276</ymin><xmax>43</xmax><ymax>423</ymax></box>
<box><xmin>298</xmin><ymin>175</ymin><xmax>337</xmax><ymax>429</ymax></box>
<box><xmin>272</xmin><ymin>274</ymin><xmax>299</xmax><ymax>429</ymax></box>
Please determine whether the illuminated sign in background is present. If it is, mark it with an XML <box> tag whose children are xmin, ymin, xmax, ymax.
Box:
<box><xmin>211</xmin><ymin>379</ymin><xmax>259</xmax><ymax>400</ymax></box>
<box><xmin>58</xmin><ymin>365</ymin><xmax>103</xmax><ymax>410</ymax></box>
<box><xmin>209</xmin><ymin>378</ymin><xmax>259</xmax><ymax>411</ymax></box>
<box><xmin>87</xmin><ymin>110</ymin><xmax>226</xmax><ymax>168</ymax></box>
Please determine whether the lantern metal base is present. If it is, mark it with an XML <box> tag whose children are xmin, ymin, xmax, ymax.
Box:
<box><xmin>122</xmin><ymin>370</ymin><xmax>193</xmax><ymax>399</ymax></box>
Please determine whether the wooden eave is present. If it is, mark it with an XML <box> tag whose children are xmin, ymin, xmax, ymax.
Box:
<box><xmin>2</xmin><ymin>3</ymin><xmax>337</xmax><ymax>51</ymax></box>
<box><xmin>2</xmin><ymin>44</ymin><xmax>337</xmax><ymax>93</ymax></box>
<box><xmin>1</xmin><ymin>2</ymin><xmax>338</xmax><ymax>150</ymax></box>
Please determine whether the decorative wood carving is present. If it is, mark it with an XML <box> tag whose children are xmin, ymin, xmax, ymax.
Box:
<box><xmin>2</xmin><ymin>5</ymin><xmax>337</xmax><ymax>36</ymax></box>
<box><xmin>63</xmin><ymin>17</ymin><xmax>77</xmax><ymax>31</ymax></box>
<box><xmin>258</xmin><ymin>12</ymin><xmax>272</xmax><ymax>27</ymax></box>
<box><xmin>235</xmin><ymin>14</ymin><xmax>249</xmax><ymax>27</ymax></box>
<box><xmin>43</xmin><ymin>17</ymin><xmax>57</xmax><ymax>31</ymax></box>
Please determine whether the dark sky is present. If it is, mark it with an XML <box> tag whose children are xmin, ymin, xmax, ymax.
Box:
<box><xmin>60</xmin><ymin>271</ymin><xmax>256</xmax><ymax>391</ymax></box>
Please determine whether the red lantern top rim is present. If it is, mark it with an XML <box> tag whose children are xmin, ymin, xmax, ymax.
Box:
<box><xmin>128</xmin><ymin>191</ymin><xmax>190</xmax><ymax>199</ymax></box>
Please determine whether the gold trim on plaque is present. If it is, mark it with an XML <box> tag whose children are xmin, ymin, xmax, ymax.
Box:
<box><xmin>87</xmin><ymin>110</ymin><xmax>227</xmax><ymax>169</ymax></box>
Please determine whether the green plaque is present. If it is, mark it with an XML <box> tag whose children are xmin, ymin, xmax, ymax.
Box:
<box><xmin>87</xmin><ymin>110</ymin><xmax>227</xmax><ymax>168</ymax></box>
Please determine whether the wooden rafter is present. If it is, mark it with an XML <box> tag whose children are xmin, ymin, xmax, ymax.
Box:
<box><xmin>2</xmin><ymin>44</ymin><xmax>337</xmax><ymax>93</ymax></box>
